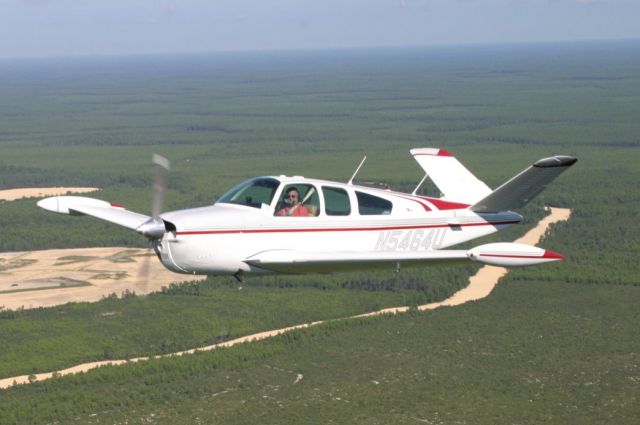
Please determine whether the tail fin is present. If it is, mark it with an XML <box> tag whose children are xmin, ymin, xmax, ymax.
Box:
<box><xmin>410</xmin><ymin>148</ymin><xmax>492</xmax><ymax>205</ymax></box>
<box><xmin>471</xmin><ymin>155</ymin><xmax>577</xmax><ymax>213</ymax></box>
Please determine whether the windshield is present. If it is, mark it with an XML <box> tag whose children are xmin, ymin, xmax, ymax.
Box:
<box><xmin>216</xmin><ymin>177</ymin><xmax>280</xmax><ymax>209</ymax></box>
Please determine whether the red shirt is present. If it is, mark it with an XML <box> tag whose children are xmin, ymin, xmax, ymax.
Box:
<box><xmin>277</xmin><ymin>205</ymin><xmax>309</xmax><ymax>216</ymax></box>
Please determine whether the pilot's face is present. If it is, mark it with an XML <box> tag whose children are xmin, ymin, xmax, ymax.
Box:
<box><xmin>284</xmin><ymin>190</ymin><xmax>299</xmax><ymax>205</ymax></box>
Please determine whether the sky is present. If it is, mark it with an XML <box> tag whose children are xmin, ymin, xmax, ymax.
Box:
<box><xmin>0</xmin><ymin>0</ymin><xmax>638</xmax><ymax>59</ymax></box>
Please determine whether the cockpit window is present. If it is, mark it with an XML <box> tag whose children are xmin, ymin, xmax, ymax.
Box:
<box><xmin>275</xmin><ymin>184</ymin><xmax>320</xmax><ymax>217</ymax></box>
<box><xmin>217</xmin><ymin>177</ymin><xmax>280</xmax><ymax>209</ymax></box>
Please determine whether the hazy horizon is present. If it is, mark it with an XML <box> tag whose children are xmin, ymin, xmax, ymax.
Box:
<box><xmin>1</xmin><ymin>0</ymin><xmax>639</xmax><ymax>60</ymax></box>
<box><xmin>1</xmin><ymin>38</ymin><xmax>638</xmax><ymax>64</ymax></box>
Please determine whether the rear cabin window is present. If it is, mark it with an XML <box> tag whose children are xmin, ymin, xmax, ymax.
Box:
<box><xmin>356</xmin><ymin>191</ymin><xmax>393</xmax><ymax>215</ymax></box>
<box><xmin>322</xmin><ymin>186</ymin><xmax>351</xmax><ymax>216</ymax></box>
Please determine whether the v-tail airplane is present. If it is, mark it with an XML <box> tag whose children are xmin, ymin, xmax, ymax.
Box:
<box><xmin>37</xmin><ymin>148</ymin><xmax>576</xmax><ymax>279</ymax></box>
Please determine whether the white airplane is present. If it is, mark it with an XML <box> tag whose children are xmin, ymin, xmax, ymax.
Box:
<box><xmin>38</xmin><ymin>148</ymin><xmax>576</xmax><ymax>280</ymax></box>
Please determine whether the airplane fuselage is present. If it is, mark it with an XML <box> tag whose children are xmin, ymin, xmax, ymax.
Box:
<box><xmin>156</xmin><ymin>176</ymin><xmax>522</xmax><ymax>275</ymax></box>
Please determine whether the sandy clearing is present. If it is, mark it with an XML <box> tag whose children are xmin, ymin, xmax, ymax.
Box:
<box><xmin>0</xmin><ymin>186</ymin><xmax>204</xmax><ymax>309</ymax></box>
<box><xmin>0</xmin><ymin>187</ymin><xmax>100</xmax><ymax>201</ymax></box>
<box><xmin>0</xmin><ymin>247</ymin><xmax>204</xmax><ymax>310</ymax></box>
<box><xmin>0</xmin><ymin>207</ymin><xmax>571</xmax><ymax>389</ymax></box>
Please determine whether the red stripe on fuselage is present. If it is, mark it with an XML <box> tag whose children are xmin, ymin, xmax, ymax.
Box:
<box><xmin>386</xmin><ymin>193</ymin><xmax>432</xmax><ymax>211</ymax></box>
<box><xmin>175</xmin><ymin>220</ymin><xmax>520</xmax><ymax>236</ymax></box>
<box><xmin>364</xmin><ymin>188</ymin><xmax>470</xmax><ymax>211</ymax></box>
<box><xmin>416</xmin><ymin>197</ymin><xmax>470</xmax><ymax>210</ymax></box>
<box><xmin>363</xmin><ymin>187</ymin><xmax>432</xmax><ymax>211</ymax></box>
<box><xmin>353</xmin><ymin>182</ymin><xmax>469</xmax><ymax>212</ymax></box>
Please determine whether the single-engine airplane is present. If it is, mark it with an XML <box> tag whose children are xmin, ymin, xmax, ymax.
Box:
<box><xmin>38</xmin><ymin>148</ymin><xmax>576</xmax><ymax>279</ymax></box>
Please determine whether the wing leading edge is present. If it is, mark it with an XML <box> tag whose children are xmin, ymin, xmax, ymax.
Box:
<box><xmin>37</xmin><ymin>196</ymin><xmax>151</xmax><ymax>230</ymax></box>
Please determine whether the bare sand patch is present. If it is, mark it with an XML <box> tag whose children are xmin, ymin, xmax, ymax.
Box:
<box><xmin>0</xmin><ymin>247</ymin><xmax>204</xmax><ymax>310</ymax></box>
<box><xmin>0</xmin><ymin>187</ymin><xmax>100</xmax><ymax>201</ymax></box>
<box><xmin>0</xmin><ymin>207</ymin><xmax>571</xmax><ymax>389</ymax></box>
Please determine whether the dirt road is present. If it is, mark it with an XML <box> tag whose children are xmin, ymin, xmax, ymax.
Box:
<box><xmin>0</xmin><ymin>187</ymin><xmax>100</xmax><ymax>201</ymax></box>
<box><xmin>0</xmin><ymin>207</ymin><xmax>571</xmax><ymax>389</ymax></box>
<box><xmin>357</xmin><ymin>207</ymin><xmax>571</xmax><ymax>316</ymax></box>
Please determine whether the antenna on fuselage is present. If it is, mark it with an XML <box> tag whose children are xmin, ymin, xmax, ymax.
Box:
<box><xmin>411</xmin><ymin>174</ymin><xmax>428</xmax><ymax>195</ymax></box>
<box><xmin>348</xmin><ymin>155</ymin><xmax>367</xmax><ymax>185</ymax></box>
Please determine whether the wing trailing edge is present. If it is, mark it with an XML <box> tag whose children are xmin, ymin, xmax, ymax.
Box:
<box><xmin>37</xmin><ymin>196</ymin><xmax>151</xmax><ymax>231</ymax></box>
<box><xmin>245</xmin><ymin>249</ymin><xmax>469</xmax><ymax>273</ymax></box>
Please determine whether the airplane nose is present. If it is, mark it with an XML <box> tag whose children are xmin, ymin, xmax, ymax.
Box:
<box><xmin>37</xmin><ymin>197</ymin><xmax>59</xmax><ymax>213</ymax></box>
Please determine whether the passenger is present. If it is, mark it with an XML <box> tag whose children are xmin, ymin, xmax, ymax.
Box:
<box><xmin>276</xmin><ymin>187</ymin><xmax>309</xmax><ymax>217</ymax></box>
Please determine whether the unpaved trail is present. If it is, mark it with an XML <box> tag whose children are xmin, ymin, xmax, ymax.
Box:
<box><xmin>0</xmin><ymin>207</ymin><xmax>571</xmax><ymax>389</ymax></box>
<box><xmin>0</xmin><ymin>187</ymin><xmax>100</xmax><ymax>201</ymax></box>
<box><xmin>356</xmin><ymin>206</ymin><xmax>571</xmax><ymax>316</ymax></box>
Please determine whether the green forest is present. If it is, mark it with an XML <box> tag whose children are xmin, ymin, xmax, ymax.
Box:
<box><xmin>2</xmin><ymin>281</ymin><xmax>638</xmax><ymax>424</ymax></box>
<box><xmin>0</xmin><ymin>41</ymin><xmax>638</xmax><ymax>423</ymax></box>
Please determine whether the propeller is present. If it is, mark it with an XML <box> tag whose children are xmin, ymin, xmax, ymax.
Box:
<box><xmin>136</xmin><ymin>154</ymin><xmax>170</xmax><ymax>239</ymax></box>
<box><xmin>151</xmin><ymin>154</ymin><xmax>170</xmax><ymax>220</ymax></box>
<box><xmin>136</xmin><ymin>154</ymin><xmax>170</xmax><ymax>293</ymax></box>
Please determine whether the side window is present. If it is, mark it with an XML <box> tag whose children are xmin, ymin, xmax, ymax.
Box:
<box><xmin>356</xmin><ymin>191</ymin><xmax>393</xmax><ymax>215</ymax></box>
<box><xmin>274</xmin><ymin>184</ymin><xmax>320</xmax><ymax>217</ymax></box>
<box><xmin>323</xmin><ymin>186</ymin><xmax>351</xmax><ymax>216</ymax></box>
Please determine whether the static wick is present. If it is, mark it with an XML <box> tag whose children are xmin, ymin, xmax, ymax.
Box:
<box><xmin>348</xmin><ymin>155</ymin><xmax>367</xmax><ymax>185</ymax></box>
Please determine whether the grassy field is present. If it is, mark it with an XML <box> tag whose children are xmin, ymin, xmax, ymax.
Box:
<box><xmin>0</xmin><ymin>40</ymin><xmax>639</xmax><ymax>423</ymax></box>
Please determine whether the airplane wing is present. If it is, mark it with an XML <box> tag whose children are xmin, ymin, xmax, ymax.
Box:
<box><xmin>245</xmin><ymin>249</ymin><xmax>470</xmax><ymax>274</ymax></box>
<box><xmin>471</xmin><ymin>155</ymin><xmax>577</xmax><ymax>213</ymax></box>
<box><xmin>37</xmin><ymin>196</ymin><xmax>151</xmax><ymax>231</ymax></box>
<box><xmin>245</xmin><ymin>242</ymin><xmax>565</xmax><ymax>274</ymax></box>
<box><xmin>410</xmin><ymin>148</ymin><xmax>492</xmax><ymax>205</ymax></box>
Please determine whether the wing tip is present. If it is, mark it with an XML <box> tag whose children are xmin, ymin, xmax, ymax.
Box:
<box><xmin>410</xmin><ymin>147</ymin><xmax>453</xmax><ymax>157</ymax></box>
<box><xmin>533</xmin><ymin>155</ymin><xmax>578</xmax><ymax>168</ymax></box>
<box><xmin>542</xmin><ymin>249</ymin><xmax>565</xmax><ymax>260</ymax></box>
<box><xmin>37</xmin><ymin>196</ymin><xmax>58</xmax><ymax>213</ymax></box>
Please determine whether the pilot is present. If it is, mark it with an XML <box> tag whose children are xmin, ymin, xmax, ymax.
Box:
<box><xmin>276</xmin><ymin>187</ymin><xmax>309</xmax><ymax>217</ymax></box>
